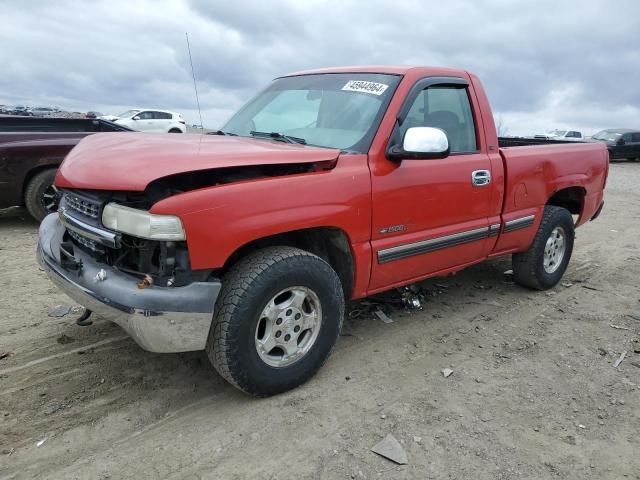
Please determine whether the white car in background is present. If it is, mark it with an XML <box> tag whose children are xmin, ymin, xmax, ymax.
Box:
<box><xmin>31</xmin><ymin>107</ymin><xmax>61</xmax><ymax>117</ymax></box>
<box><xmin>534</xmin><ymin>129</ymin><xmax>583</xmax><ymax>141</ymax></box>
<box><xmin>113</xmin><ymin>109</ymin><xmax>186</xmax><ymax>133</ymax></box>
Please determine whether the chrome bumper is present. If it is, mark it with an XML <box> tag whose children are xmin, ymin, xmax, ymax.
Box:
<box><xmin>37</xmin><ymin>213</ymin><xmax>220</xmax><ymax>353</ymax></box>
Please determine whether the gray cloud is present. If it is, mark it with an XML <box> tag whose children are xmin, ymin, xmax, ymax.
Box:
<box><xmin>1</xmin><ymin>0</ymin><xmax>638</xmax><ymax>135</ymax></box>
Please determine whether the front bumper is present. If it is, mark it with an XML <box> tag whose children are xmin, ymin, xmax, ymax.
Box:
<box><xmin>37</xmin><ymin>213</ymin><xmax>220</xmax><ymax>352</ymax></box>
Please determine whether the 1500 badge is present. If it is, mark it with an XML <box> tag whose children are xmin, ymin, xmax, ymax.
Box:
<box><xmin>379</xmin><ymin>224</ymin><xmax>406</xmax><ymax>234</ymax></box>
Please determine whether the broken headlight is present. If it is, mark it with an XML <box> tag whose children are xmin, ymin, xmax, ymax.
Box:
<box><xmin>102</xmin><ymin>203</ymin><xmax>185</xmax><ymax>241</ymax></box>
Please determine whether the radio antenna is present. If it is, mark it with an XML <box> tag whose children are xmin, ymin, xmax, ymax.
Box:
<box><xmin>185</xmin><ymin>32</ymin><xmax>203</xmax><ymax>130</ymax></box>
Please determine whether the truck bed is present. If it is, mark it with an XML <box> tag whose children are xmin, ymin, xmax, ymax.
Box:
<box><xmin>497</xmin><ymin>139</ymin><xmax>608</xmax><ymax>233</ymax></box>
<box><xmin>498</xmin><ymin>137</ymin><xmax>580</xmax><ymax>148</ymax></box>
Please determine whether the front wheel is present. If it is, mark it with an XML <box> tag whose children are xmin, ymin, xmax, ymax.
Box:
<box><xmin>512</xmin><ymin>206</ymin><xmax>575</xmax><ymax>290</ymax></box>
<box><xmin>206</xmin><ymin>246</ymin><xmax>344</xmax><ymax>396</ymax></box>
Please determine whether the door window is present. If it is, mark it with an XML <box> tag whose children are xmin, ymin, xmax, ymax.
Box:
<box><xmin>136</xmin><ymin>111</ymin><xmax>153</xmax><ymax>120</ymax></box>
<box><xmin>631</xmin><ymin>133</ymin><xmax>640</xmax><ymax>143</ymax></box>
<box><xmin>401</xmin><ymin>86</ymin><xmax>477</xmax><ymax>153</ymax></box>
<box><xmin>152</xmin><ymin>111</ymin><xmax>172</xmax><ymax>120</ymax></box>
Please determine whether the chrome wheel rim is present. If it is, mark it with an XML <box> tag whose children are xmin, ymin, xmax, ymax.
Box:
<box><xmin>41</xmin><ymin>184</ymin><xmax>59</xmax><ymax>213</ymax></box>
<box><xmin>543</xmin><ymin>226</ymin><xmax>566</xmax><ymax>274</ymax></box>
<box><xmin>254</xmin><ymin>286</ymin><xmax>322</xmax><ymax>368</ymax></box>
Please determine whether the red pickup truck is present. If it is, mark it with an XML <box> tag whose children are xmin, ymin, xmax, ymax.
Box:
<box><xmin>37</xmin><ymin>66</ymin><xmax>608</xmax><ymax>395</ymax></box>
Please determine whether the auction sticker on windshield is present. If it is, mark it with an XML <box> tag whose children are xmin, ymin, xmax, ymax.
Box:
<box><xmin>342</xmin><ymin>80</ymin><xmax>389</xmax><ymax>96</ymax></box>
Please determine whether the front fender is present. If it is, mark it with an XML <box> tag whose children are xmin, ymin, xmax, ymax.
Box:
<box><xmin>150</xmin><ymin>155</ymin><xmax>372</xmax><ymax>271</ymax></box>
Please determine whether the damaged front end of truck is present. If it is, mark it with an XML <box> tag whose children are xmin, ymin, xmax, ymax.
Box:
<box><xmin>37</xmin><ymin>132</ymin><xmax>341</xmax><ymax>353</ymax></box>
<box><xmin>38</xmin><ymin>187</ymin><xmax>221</xmax><ymax>352</ymax></box>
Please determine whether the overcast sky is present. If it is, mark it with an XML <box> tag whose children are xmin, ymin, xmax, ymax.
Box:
<box><xmin>1</xmin><ymin>0</ymin><xmax>638</xmax><ymax>135</ymax></box>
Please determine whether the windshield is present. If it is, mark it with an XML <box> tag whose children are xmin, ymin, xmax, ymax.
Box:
<box><xmin>222</xmin><ymin>73</ymin><xmax>401</xmax><ymax>152</ymax></box>
<box><xmin>117</xmin><ymin>109</ymin><xmax>140</xmax><ymax>118</ymax></box>
<box><xmin>592</xmin><ymin>130</ymin><xmax>622</xmax><ymax>141</ymax></box>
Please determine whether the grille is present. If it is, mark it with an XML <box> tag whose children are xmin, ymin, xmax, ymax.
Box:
<box><xmin>64</xmin><ymin>193</ymin><xmax>100</xmax><ymax>218</ymax></box>
<box><xmin>68</xmin><ymin>229</ymin><xmax>104</xmax><ymax>253</ymax></box>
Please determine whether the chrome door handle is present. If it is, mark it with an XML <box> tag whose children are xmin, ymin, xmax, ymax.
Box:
<box><xmin>471</xmin><ymin>170</ymin><xmax>491</xmax><ymax>187</ymax></box>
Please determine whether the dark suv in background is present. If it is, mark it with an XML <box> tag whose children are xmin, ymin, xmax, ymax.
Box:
<box><xmin>590</xmin><ymin>129</ymin><xmax>640</xmax><ymax>161</ymax></box>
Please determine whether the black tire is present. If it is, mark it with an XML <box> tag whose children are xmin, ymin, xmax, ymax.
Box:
<box><xmin>168</xmin><ymin>128</ymin><xmax>183</xmax><ymax>133</ymax></box>
<box><xmin>206</xmin><ymin>246</ymin><xmax>344</xmax><ymax>396</ymax></box>
<box><xmin>24</xmin><ymin>169</ymin><xmax>58</xmax><ymax>222</ymax></box>
<box><xmin>512</xmin><ymin>206</ymin><xmax>575</xmax><ymax>290</ymax></box>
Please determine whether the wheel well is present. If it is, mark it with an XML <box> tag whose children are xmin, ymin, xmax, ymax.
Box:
<box><xmin>22</xmin><ymin>165</ymin><xmax>58</xmax><ymax>204</ymax></box>
<box><xmin>168</xmin><ymin>128</ymin><xmax>183</xmax><ymax>133</ymax></box>
<box><xmin>223</xmin><ymin>228</ymin><xmax>355</xmax><ymax>299</ymax></box>
<box><xmin>547</xmin><ymin>187</ymin><xmax>586</xmax><ymax>215</ymax></box>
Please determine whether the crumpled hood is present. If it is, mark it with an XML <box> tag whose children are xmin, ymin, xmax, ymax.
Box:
<box><xmin>55</xmin><ymin>132</ymin><xmax>341</xmax><ymax>191</ymax></box>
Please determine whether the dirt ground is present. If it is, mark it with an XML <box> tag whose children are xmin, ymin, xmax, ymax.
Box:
<box><xmin>1</xmin><ymin>162</ymin><xmax>639</xmax><ymax>480</ymax></box>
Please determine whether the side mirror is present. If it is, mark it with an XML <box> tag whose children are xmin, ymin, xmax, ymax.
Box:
<box><xmin>387</xmin><ymin>127</ymin><xmax>450</xmax><ymax>161</ymax></box>
<box><xmin>132</xmin><ymin>116</ymin><xmax>140</xmax><ymax>121</ymax></box>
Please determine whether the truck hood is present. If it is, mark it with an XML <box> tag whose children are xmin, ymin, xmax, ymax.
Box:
<box><xmin>56</xmin><ymin>133</ymin><xmax>341</xmax><ymax>191</ymax></box>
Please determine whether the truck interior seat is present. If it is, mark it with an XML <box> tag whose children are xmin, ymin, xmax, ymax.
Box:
<box><xmin>425</xmin><ymin>110</ymin><xmax>463</xmax><ymax>152</ymax></box>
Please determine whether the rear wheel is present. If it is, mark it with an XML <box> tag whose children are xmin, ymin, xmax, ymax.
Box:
<box><xmin>24</xmin><ymin>169</ymin><xmax>58</xmax><ymax>222</ymax></box>
<box><xmin>512</xmin><ymin>206</ymin><xmax>575</xmax><ymax>290</ymax></box>
<box><xmin>206</xmin><ymin>246</ymin><xmax>344</xmax><ymax>396</ymax></box>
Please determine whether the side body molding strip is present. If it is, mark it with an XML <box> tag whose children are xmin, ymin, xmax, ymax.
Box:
<box><xmin>377</xmin><ymin>225</ymin><xmax>496</xmax><ymax>264</ymax></box>
<box><xmin>375</xmin><ymin>214</ymin><xmax>536</xmax><ymax>265</ymax></box>
<box><xmin>503</xmin><ymin>214</ymin><xmax>535</xmax><ymax>233</ymax></box>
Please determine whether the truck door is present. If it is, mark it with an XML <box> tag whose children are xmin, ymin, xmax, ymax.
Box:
<box><xmin>369</xmin><ymin>79</ymin><xmax>496</xmax><ymax>291</ymax></box>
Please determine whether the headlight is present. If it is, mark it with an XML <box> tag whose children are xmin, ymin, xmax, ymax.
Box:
<box><xmin>102</xmin><ymin>203</ymin><xmax>185</xmax><ymax>241</ymax></box>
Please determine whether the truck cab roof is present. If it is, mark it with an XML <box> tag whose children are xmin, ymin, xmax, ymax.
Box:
<box><xmin>284</xmin><ymin>65</ymin><xmax>469</xmax><ymax>78</ymax></box>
